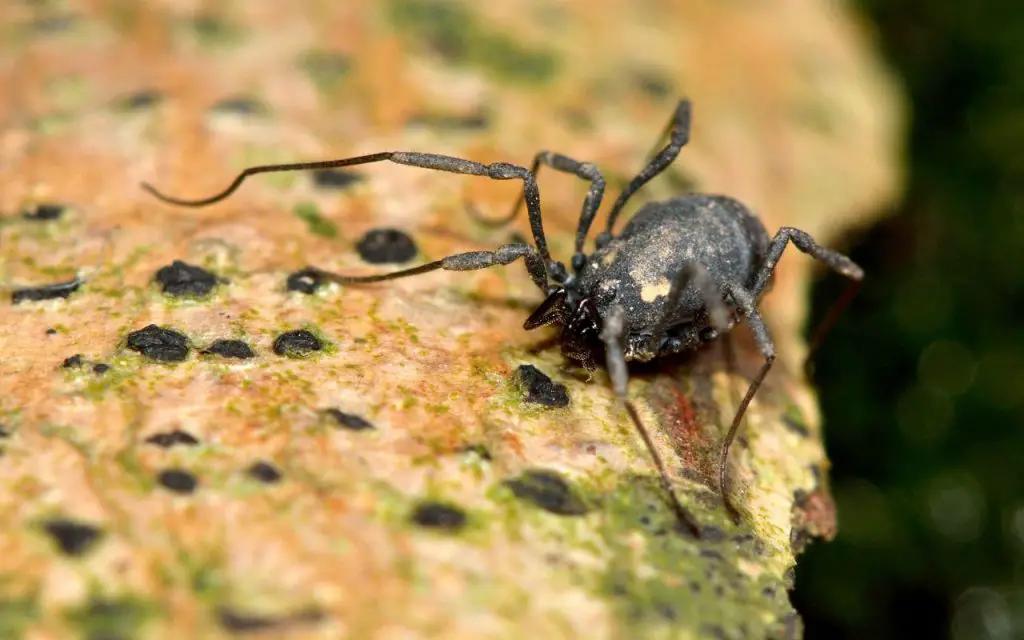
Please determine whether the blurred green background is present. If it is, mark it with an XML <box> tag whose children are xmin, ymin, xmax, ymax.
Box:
<box><xmin>796</xmin><ymin>1</ymin><xmax>1024</xmax><ymax>638</ymax></box>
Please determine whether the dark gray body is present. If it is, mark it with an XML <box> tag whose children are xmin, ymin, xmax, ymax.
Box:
<box><xmin>577</xmin><ymin>194</ymin><xmax>768</xmax><ymax>360</ymax></box>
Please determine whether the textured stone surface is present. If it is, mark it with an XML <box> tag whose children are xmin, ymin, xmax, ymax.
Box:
<box><xmin>0</xmin><ymin>0</ymin><xmax>901</xmax><ymax>637</ymax></box>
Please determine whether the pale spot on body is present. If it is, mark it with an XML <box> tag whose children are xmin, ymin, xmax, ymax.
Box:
<box><xmin>600</xmin><ymin>246</ymin><xmax>619</xmax><ymax>266</ymax></box>
<box><xmin>640</xmin><ymin>276</ymin><xmax>672</xmax><ymax>302</ymax></box>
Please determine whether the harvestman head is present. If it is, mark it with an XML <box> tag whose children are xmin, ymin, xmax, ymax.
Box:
<box><xmin>142</xmin><ymin>98</ymin><xmax>863</xmax><ymax>536</ymax></box>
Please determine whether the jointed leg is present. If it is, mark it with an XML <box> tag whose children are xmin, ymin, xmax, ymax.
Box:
<box><xmin>718</xmin><ymin>284</ymin><xmax>776</xmax><ymax>524</ymax></box>
<box><xmin>647</xmin><ymin>261</ymin><xmax>730</xmax><ymax>353</ymax></box>
<box><xmin>599</xmin><ymin>99</ymin><xmax>692</xmax><ymax>245</ymax></box>
<box><xmin>749</xmin><ymin>226</ymin><xmax>864</xmax><ymax>375</ymax></box>
<box><xmin>141</xmin><ymin>151</ymin><xmax>558</xmax><ymax>275</ymax></box>
<box><xmin>488</xmin><ymin>151</ymin><xmax>606</xmax><ymax>271</ymax></box>
<box><xmin>751</xmin><ymin>227</ymin><xmax>863</xmax><ymax>295</ymax></box>
<box><xmin>600</xmin><ymin>306</ymin><xmax>703</xmax><ymax>537</ymax></box>
<box><xmin>311</xmin><ymin>242</ymin><xmax>549</xmax><ymax>293</ymax></box>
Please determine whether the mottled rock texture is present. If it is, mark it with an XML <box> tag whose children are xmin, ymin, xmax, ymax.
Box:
<box><xmin>0</xmin><ymin>0</ymin><xmax>901</xmax><ymax>637</ymax></box>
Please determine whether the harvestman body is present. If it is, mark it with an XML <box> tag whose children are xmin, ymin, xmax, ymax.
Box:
<box><xmin>142</xmin><ymin>99</ymin><xmax>863</xmax><ymax>536</ymax></box>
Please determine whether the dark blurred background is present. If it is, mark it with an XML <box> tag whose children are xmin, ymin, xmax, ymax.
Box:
<box><xmin>796</xmin><ymin>1</ymin><xmax>1024</xmax><ymax>638</ymax></box>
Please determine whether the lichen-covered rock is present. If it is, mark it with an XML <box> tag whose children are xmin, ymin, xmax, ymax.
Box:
<box><xmin>0</xmin><ymin>0</ymin><xmax>901</xmax><ymax>638</ymax></box>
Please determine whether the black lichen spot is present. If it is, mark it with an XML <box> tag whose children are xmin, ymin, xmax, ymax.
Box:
<box><xmin>186</xmin><ymin>15</ymin><xmax>241</xmax><ymax>47</ymax></box>
<box><xmin>41</xmin><ymin>518</ymin><xmax>103</xmax><ymax>557</ymax></box>
<box><xmin>699</xmin><ymin>524</ymin><xmax>727</xmax><ymax>543</ymax></box>
<box><xmin>356</xmin><ymin>228</ymin><xmax>417</xmax><ymax>264</ymax></box>
<box><xmin>114</xmin><ymin>90</ymin><xmax>163</xmax><ymax>111</ymax></box>
<box><xmin>217</xmin><ymin>606</ymin><xmax>323</xmax><ymax>634</ymax></box>
<box><xmin>202</xmin><ymin>339</ymin><xmax>256</xmax><ymax>359</ymax></box>
<box><xmin>503</xmin><ymin>469</ymin><xmax>589</xmax><ymax>515</ymax></box>
<box><xmin>145</xmin><ymin>430</ymin><xmax>199</xmax><ymax>449</ymax></box>
<box><xmin>246</xmin><ymin>461</ymin><xmax>282</xmax><ymax>484</ymax></box>
<box><xmin>92</xmin><ymin>363</ymin><xmax>110</xmax><ymax>375</ymax></box>
<box><xmin>22</xmin><ymin>203</ymin><xmax>66</xmax><ymax>220</ymax></box>
<box><xmin>157</xmin><ymin>469</ymin><xmax>198</xmax><ymax>494</ymax></box>
<box><xmin>311</xmin><ymin>168</ymin><xmax>365</xmax><ymax>190</ymax></box>
<box><xmin>154</xmin><ymin>260</ymin><xmax>224</xmax><ymax>297</ymax></box>
<box><xmin>410</xmin><ymin>500</ymin><xmax>467</xmax><ymax>532</ymax></box>
<box><xmin>46</xmin><ymin>327</ymin><xmax>58</xmax><ymax>335</ymax></box>
<box><xmin>514</xmin><ymin>364</ymin><xmax>569</xmax><ymax>408</ymax></box>
<box><xmin>126</xmin><ymin>325</ymin><xmax>190</xmax><ymax>363</ymax></box>
<box><xmin>11</xmin><ymin>278</ymin><xmax>81</xmax><ymax>304</ymax></box>
<box><xmin>62</xmin><ymin>354</ymin><xmax>84</xmax><ymax>369</ymax></box>
<box><xmin>325</xmin><ymin>408</ymin><xmax>374</xmax><ymax>431</ymax></box>
<box><xmin>0</xmin><ymin>425</ymin><xmax>10</xmax><ymax>438</ymax></box>
<box><xmin>272</xmin><ymin>330</ymin><xmax>323</xmax><ymax>357</ymax></box>
<box><xmin>286</xmin><ymin>268</ymin><xmax>327</xmax><ymax>294</ymax></box>
<box><xmin>209</xmin><ymin>96</ymin><xmax>268</xmax><ymax>115</ymax></box>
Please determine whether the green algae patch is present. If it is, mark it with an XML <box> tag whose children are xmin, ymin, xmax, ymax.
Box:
<box><xmin>298</xmin><ymin>50</ymin><xmax>352</xmax><ymax>94</ymax></box>
<box><xmin>386</xmin><ymin>0</ymin><xmax>560</xmax><ymax>84</ymax></box>
<box><xmin>293</xmin><ymin>202</ymin><xmax>339</xmax><ymax>239</ymax></box>
<box><xmin>64</xmin><ymin>595</ymin><xmax>159</xmax><ymax>640</ymax></box>
<box><xmin>44</xmin><ymin>75</ymin><xmax>93</xmax><ymax>112</ymax></box>
<box><xmin>179</xmin><ymin>14</ymin><xmax>244</xmax><ymax>49</ymax></box>
<box><xmin>593</xmin><ymin>479</ymin><xmax>796</xmax><ymax>639</ymax></box>
<box><xmin>71</xmin><ymin>360</ymin><xmax>135</xmax><ymax>401</ymax></box>
<box><xmin>0</xmin><ymin>595</ymin><xmax>38</xmax><ymax>639</ymax></box>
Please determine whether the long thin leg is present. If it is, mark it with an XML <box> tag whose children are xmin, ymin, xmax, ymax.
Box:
<box><xmin>720</xmin><ymin>331</ymin><xmax>740</xmax><ymax>418</ymax></box>
<box><xmin>600</xmin><ymin>305</ymin><xmax>703</xmax><ymax>537</ymax></box>
<box><xmin>141</xmin><ymin>151</ymin><xmax>560</xmax><ymax>276</ymax></box>
<box><xmin>647</xmin><ymin>261</ymin><xmax>730</xmax><ymax>353</ymax></box>
<box><xmin>486</xmin><ymin>151</ymin><xmax>606</xmax><ymax>271</ymax></box>
<box><xmin>599</xmin><ymin>99</ymin><xmax>691</xmax><ymax>245</ymax></box>
<box><xmin>466</xmin><ymin>152</ymin><xmax>545</xmax><ymax>230</ymax></box>
<box><xmin>751</xmin><ymin>227</ymin><xmax>863</xmax><ymax>296</ymax></box>
<box><xmin>804</xmin><ymin>278</ymin><xmax>862</xmax><ymax>377</ymax></box>
<box><xmin>309</xmin><ymin>242</ymin><xmax>549</xmax><ymax>293</ymax></box>
<box><xmin>717</xmin><ymin>284</ymin><xmax>776</xmax><ymax>523</ymax></box>
<box><xmin>748</xmin><ymin>226</ymin><xmax>864</xmax><ymax>376</ymax></box>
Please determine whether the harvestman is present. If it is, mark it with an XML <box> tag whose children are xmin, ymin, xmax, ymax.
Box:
<box><xmin>142</xmin><ymin>99</ymin><xmax>864</xmax><ymax>535</ymax></box>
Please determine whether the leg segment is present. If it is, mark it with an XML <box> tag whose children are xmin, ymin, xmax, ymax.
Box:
<box><xmin>141</xmin><ymin>151</ymin><xmax>558</xmax><ymax>275</ymax></box>
<box><xmin>718</xmin><ymin>284</ymin><xmax>776</xmax><ymax>523</ymax></box>
<box><xmin>749</xmin><ymin>226</ymin><xmax>864</xmax><ymax>375</ymax></box>
<box><xmin>647</xmin><ymin>261</ymin><xmax>730</xmax><ymax>353</ymax></box>
<box><xmin>599</xmin><ymin>99</ymin><xmax>691</xmax><ymax>245</ymax></box>
<box><xmin>313</xmin><ymin>242</ymin><xmax>549</xmax><ymax>293</ymax></box>
<box><xmin>489</xmin><ymin>151</ymin><xmax>606</xmax><ymax>271</ymax></box>
<box><xmin>751</xmin><ymin>227</ymin><xmax>863</xmax><ymax>296</ymax></box>
<box><xmin>600</xmin><ymin>306</ymin><xmax>703</xmax><ymax>537</ymax></box>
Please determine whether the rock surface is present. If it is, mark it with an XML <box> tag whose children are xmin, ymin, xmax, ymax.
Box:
<box><xmin>0</xmin><ymin>1</ymin><xmax>902</xmax><ymax>637</ymax></box>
